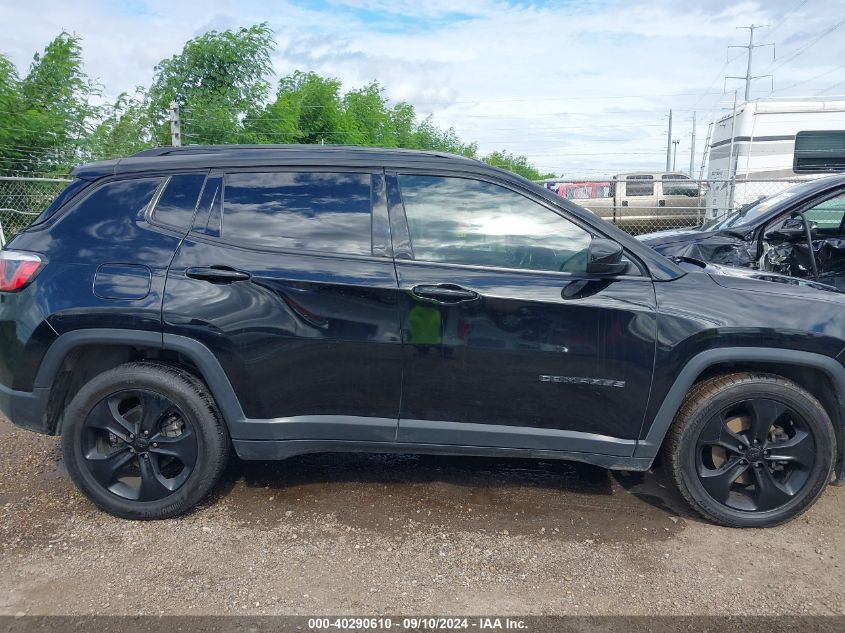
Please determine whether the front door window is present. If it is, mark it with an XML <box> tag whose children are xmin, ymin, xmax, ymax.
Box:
<box><xmin>398</xmin><ymin>175</ymin><xmax>592</xmax><ymax>274</ymax></box>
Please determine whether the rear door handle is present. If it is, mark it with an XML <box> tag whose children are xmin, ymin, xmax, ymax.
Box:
<box><xmin>185</xmin><ymin>266</ymin><xmax>251</xmax><ymax>283</ymax></box>
<box><xmin>412</xmin><ymin>284</ymin><xmax>479</xmax><ymax>303</ymax></box>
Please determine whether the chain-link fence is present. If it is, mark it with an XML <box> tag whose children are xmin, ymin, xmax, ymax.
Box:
<box><xmin>0</xmin><ymin>174</ymin><xmax>823</xmax><ymax>245</ymax></box>
<box><xmin>542</xmin><ymin>177</ymin><xmax>813</xmax><ymax>235</ymax></box>
<box><xmin>0</xmin><ymin>176</ymin><xmax>71</xmax><ymax>246</ymax></box>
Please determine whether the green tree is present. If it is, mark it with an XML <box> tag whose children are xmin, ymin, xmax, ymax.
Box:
<box><xmin>85</xmin><ymin>91</ymin><xmax>152</xmax><ymax>160</ymax></box>
<box><xmin>411</xmin><ymin>116</ymin><xmax>477</xmax><ymax>157</ymax></box>
<box><xmin>0</xmin><ymin>57</ymin><xmax>21</xmax><ymax>172</ymax></box>
<box><xmin>1</xmin><ymin>33</ymin><xmax>98</xmax><ymax>174</ymax></box>
<box><xmin>389</xmin><ymin>102</ymin><xmax>416</xmax><ymax>148</ymax></box>
<box><xmin>483</xmin><ymin>150</ymin><xmax>555</xmax><ymax>180</ymax></box>
<box><xmin>342</xmin><ymin>82</ymin><xmax>396</xmax><ymax>146</ymax></box>
<box><xmin>0</xmin><ymin>24</ymin><xmax>553</xmax><ymax>182</ymax></box>
<box><xmin>148</xmin><ymin>23</ymin><xmax>275</xmax><ymax>145</ymax></box>
<box><xmin>243</xmin><ymin>70</ymin><xmax>348</xmax><ymax>145</ymax></box>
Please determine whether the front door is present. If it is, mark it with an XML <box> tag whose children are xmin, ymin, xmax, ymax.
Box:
<box><xmin>387</xmin><ymin>173</ymin><xmax>657</xmax><ymax>456</ymax></box>
<box><xmin>163</xmin><ymin>169</ymin><xmax>403</xmax><ymax>442</ymax></box>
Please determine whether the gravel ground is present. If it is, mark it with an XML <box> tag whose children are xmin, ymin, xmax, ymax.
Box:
<box><xmin>0</xmin><ymin>414</ymin><xmax>843</xmax><ymax>616</ymax></box>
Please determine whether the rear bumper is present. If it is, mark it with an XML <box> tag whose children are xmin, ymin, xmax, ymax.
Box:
<box><xmin>0</xmin><ymin>382</ymin><xmax>51</xmax><ymax>434</ymax></box>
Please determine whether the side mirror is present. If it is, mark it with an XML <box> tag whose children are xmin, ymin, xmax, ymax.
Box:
<box><xmin>586</xmin><ymin>238</ymin><xmax>629</xmax><ymax>276</ymax></box>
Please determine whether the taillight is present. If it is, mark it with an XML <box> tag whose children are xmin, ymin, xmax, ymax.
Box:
<box><xmin>0</xmin><ymin>251</ymin><xmax>44</xmax><ymax>291</ymax></box>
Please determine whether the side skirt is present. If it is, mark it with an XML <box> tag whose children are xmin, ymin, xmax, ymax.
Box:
<box><xmin>232</xmin><ymin>439</ymin><xmax>653</xmax><ymax>471</ymax></box>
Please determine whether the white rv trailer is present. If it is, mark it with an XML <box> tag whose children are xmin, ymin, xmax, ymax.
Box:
<box><xmin>705</xmin><ymin>99</ymin><xmax>845</xmax><ymax>219</ymax></box>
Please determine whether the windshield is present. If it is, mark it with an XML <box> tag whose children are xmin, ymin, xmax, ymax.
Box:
<box><xmin>704</xmin><ymin>189</ymin><xmax>800</xmax><ymax>231</ymax></box>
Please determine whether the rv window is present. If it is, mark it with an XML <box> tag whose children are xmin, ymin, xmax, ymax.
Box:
<box><xmin>625</xmin><ymin>176</ymin><xmax>654</xmax><ymax>197</ymax></box>
<box><xmin>794</xmin><ymin>131</ymin><xmax>845</xmax><ymax>172</ymax></box>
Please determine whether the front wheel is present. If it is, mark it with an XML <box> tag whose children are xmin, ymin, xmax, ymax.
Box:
<box><xmin>62</xmin><ymin>362</ymin><xmax>230</xmax><ymax>519</ymax></box>
<box><xmin>664</xmin><ymin>373</ymin><xmax>835</xmax><ymax>527</ymax></box>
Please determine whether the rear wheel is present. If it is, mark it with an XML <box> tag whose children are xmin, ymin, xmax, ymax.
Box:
<box><xmin>62</xmin><ymin>362</ymin><xmax>230</xmax><ymax>519</ymax></box>
<box><xmin>664</xmin><ymin>373</ymin><xmax>835</xmax><ymax>527</ymax></box>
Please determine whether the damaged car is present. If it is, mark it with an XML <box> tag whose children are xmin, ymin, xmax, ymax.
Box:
<box><xmin>638</xmin><ymin>174</ymin><xmax>845</xmax><ymax>288</ymax></box>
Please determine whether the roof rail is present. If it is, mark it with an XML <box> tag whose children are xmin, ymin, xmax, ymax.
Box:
<box><xmin>131</xmin><ymin>145</ymin><xmax>300</xmax><ymax>157</ymax></box>
<box><xmin>131</xmin><ymin>144</ymin><xmax>479</xmax><ymax>162</ymax></box>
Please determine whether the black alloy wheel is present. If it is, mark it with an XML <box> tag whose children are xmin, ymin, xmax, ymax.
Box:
<box><xmin>62</xmin><ymin>362</ymin><xmax>230</xmax><ymax>519</ymax></box>
<box><xmin>696</xmin><ymin>398</ymin><xmax>815</xmax><ymax>512</ymax></box>
<box><xmin>664</xmin><ymin>373</ymin><xmax>835</xmax><ymax>527</ymax></box>
<box><xmin>81</xmin><ymin>389</ymin><xmax>198</xmax><ymax>501</ymax></box>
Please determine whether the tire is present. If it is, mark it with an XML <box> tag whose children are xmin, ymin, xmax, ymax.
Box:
<box><xmin>663</xmin><ymin>372</ymin><xmax>835</xmax><ymax>528</ymax></box>
<box><xmin>61</xmin><ymin>362</ymin><xmax>230</xmax><ymax>519</ymax></box>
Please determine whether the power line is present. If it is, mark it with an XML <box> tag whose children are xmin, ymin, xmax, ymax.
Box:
<box><xmin>690</xmin><ymin>58</ymin><xmax>736</xmax><ymax>110</ymax></box>
<box><xmin>766</xmin><ymin>0</ymin><xmax>810</xmax><ymax>40</ymax></box>
<box><xmin>763</xmin><ymin>16</ymin><xmax>845</xmax><ymax>75</ymax></box>
<box><xmin>817</xmin><ymin>78</ymin><xmax>845</xmax><ymax>95</ymax></box>
<box><xmin>775</xmin><ymin>62</ymin><xmax>845</xmax><ymax>93</ymax></box>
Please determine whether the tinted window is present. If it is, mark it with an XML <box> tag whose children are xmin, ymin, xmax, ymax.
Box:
<box><xmin>71</xmin><ymin>178</ymin><xmax>161</xmax><ymax>221</ymax></box>
<box><xmin>32</xmin><ymin>178</ymin><xmax>91</xmax><ymax>225</ymax></box>
<box><xmin>222</xmin><ymin>172</ymin><xmax>372</xmax><ymax>254</ymax></box>
<box><xmin>662</xmin><ymin>175</ymin><xmax>699</xmax><ymax>197</ymax></box>
<box><xmin>151</xmin><ymin>174</ymin><xmax>206</xmax><ymax>230</ymax></box>
<box><xmin>794</xmin><ymin>131</ymin><xmax>845</xmax><ymax>171</ymax></box>
<box><xmin>625</xmin><ymin>176</ymin><xmax>654</xmax><ymax>197</ymax></box>
<box><xmin>399</xmin><ymin>175</ymin><xmax>592</xmax><ymax>273</ymax></box>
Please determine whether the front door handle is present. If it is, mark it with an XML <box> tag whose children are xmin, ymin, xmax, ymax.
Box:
<box><xmin>185</xmin><ymin>266</ymin><xmax>251</xmax><ymax>283</ymax></box>
<box><xmin>412</xmin><ymin>284</ymin><xmax>479</xmax><ymax>303</ymax></box>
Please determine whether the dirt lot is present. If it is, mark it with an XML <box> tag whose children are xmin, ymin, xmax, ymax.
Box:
<box><xmin>0</xmin><ymin>414</ymin><xmax>843</xmax><ymax>617</ymax></box>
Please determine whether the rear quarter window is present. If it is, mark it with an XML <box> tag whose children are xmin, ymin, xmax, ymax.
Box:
<box><xmin>65</xmin><ymin>178</ymin><xmax>162</xmax><ymax>225</ymax></box>
<box><xmin>221</xmin><ymin>171</ymin><xmax>373</xmax><ymax>255</ymax></box>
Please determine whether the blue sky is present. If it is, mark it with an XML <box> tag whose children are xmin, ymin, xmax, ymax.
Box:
<box><xmin>2</xmin><ymin>0</ymin><xmax>844</xmax><ymax>175</ymax></box>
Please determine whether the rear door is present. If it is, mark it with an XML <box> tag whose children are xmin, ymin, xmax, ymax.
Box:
<box><xmin>163</xmin><ymin>168</ymin><xmax>403</xmax><ymax>441</ymax></box>
<box><xmin>387</xmin><ymin>172</ymin><xmax>657</xmax><ymax>455</ymax></box>
<box><xmin>619</xmin><ymin>175</ymin><xmax>657</xmax><ymax>228</ymax></box>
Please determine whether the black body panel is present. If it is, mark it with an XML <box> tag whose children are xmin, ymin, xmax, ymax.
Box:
<box><xmin>163</xmin><ymin>237</ymin><xmax>403</xmax><ymax>425</ymax></box>
<box><xmin>0</xmin><ymin>145</ymin><xmax>843</xmax><ymax>484</ymax></box>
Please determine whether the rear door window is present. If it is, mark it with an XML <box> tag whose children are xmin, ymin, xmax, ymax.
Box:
<box><xmin>151</xmin><ymin>174</ymin><xmax>207</xmax><ymax>230</ymax></box>
<box><xmin>625</xmin><ymin>176</ymin><xmax>654</xmax><ymax>197</ymax></box>
<box><xmin>221</xmin><ymin>172</ymin><xmax>373</xmax><ymax>255</ymax></box>
<box><xmin>662</xmin><ymin>175</ymin><xmax>699</xmax><ymax>197</ymax></box>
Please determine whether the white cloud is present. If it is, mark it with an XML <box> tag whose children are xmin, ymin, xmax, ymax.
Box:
<box><xmin>1</xmin><ymin>0</ymin><xmax>844</xmax><ymax>175</ymax></box>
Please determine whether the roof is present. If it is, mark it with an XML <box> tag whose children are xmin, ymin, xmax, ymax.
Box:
<box><xmin>617</xmin><ymin>171</ymin><xmax>692</xmax><ymax>179</ymax></box>
<box><xmin>73</xmin><ymin>144</ymin><xmax>483</xmax><ymax>180</ymax></box>
<box><xmin>713</xmin><ymin>99</ymin><xmax>845</xmax><ymax>125</ymax></box>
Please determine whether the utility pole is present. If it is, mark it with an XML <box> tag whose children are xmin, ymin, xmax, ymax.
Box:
<box><xmin>665</xmin><ymin>109</ymin><xmax>673</xmax><ymax>172</ymax></box>
<box><xmin>672</xmin><ymin>139</ymin><xmax>680</xmax><ymax>171</ymax></box>
<box><xmin>726</xmin><ymin>25</ymin><xmax>774</xmax><ymax>102</ymax></box>
<box><xmin>689</xmin><ymin>111</ymin><xmax>696</xmax><ymax>176</ymax></box>
<box><xmin>727</xmin><ymin>90</ymin><xmax>739</xmax><ymax>212</ymax></box>
<box><xmin>169</xmin><ymin>101</ymin><xmax>181</xmax><ymax>147</ymax></box>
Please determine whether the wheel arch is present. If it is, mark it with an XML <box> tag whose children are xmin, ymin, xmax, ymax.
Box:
<box><xmin>636</xmin><ymin>347</ymin><xmax>845</xmax><ymax>481</ymax></box>
<box><xmin>35</xmin><ymin>329</ymin><xmax>245</xmax><ymax>434</ymax></box>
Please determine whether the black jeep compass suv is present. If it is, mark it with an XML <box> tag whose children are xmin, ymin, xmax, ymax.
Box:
<box><xmin>1</xmin><ymin>145</ymin><xmax>843</xmax><ymax>527</ymax></box>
